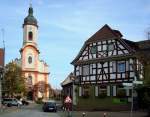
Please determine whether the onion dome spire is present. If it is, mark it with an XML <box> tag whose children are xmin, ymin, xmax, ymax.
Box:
<box><xmin>23</xmin><ymin>4</ymin><xmax>38</xmax><ymax>27</ymax></box>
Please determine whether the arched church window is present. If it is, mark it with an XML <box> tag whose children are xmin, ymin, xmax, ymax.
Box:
<box><xmin>28</xmin><ymin>56</ymin><xmax>32</xmax><ymax>64</ymax></box>
<box><xmin>28</xmin><ymin>31</ymin><xmax>33</xmax><ymax>41</ymax></box>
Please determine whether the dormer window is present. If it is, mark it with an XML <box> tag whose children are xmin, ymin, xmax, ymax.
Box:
<box><xmin>28</xmin><ymin>31</ymin><xmax>33</xmax><ymax>41</ymax></box>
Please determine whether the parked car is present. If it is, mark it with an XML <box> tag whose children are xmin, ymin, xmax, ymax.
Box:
<box><xmin>21</xmin><ymin>99</ymin><xmax>29</xmax><ymax>105</ymax></box>
<box><xmin>42</xmin><ymin>100</ymin><xmax>57</xmax><ymax>112</ymax></box>
<box><xmin>2</xmin><ymin>98</ymin><xmax>22</xmax><ymax>107</ymax></box>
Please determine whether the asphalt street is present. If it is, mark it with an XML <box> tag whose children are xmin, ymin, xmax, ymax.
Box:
<box><xmin>0</xmin><ymin>104</ymin><xmax>60</xmax><ymax>117</ymax></box>
<box><xmin>0</xmin><ymin>103</ymin><xmax>147</xmax><ymax>117</ymax></box>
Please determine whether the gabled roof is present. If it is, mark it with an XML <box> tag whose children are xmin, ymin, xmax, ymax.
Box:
<box><xmin>87</xmin><ymin>24</ymin><xmax>122</xmax><ymax>43</ymax></box>
<box><xmin>61</xmin><ymin>72</ymin><xmax>74</xmax><ymax>86</ymax></box>
<box><xmin>71</xmin><ymin>24</ymin><xmax>150</xmax><ymax>65</ymax></box>
<box><xmin>135</xmin><ymin>40</ymin><xmax>150</xmax><ymax>50</ymax></box>
<box><xmin>71</xmin><ymin>24</ymin><xmax>133</xmax><ymax>65</ymax></box>
<box><xmin>124</xmin><ymin>39</ymin><xmax>150</xmax><ymax>51</ymax></box>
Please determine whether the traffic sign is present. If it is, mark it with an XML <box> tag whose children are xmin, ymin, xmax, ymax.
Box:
<box><xmin>133</xmin><ymin>81</ymin><xmax>143</xmax><ymax>84</ymax></box>
<box><xmin>64</xmin><ymin>96</ymin><xmax>72</xmax><ymax>103</ymax></box>
<box><xmin>123</xmin><ymin>83</ymin><xmax>133</xmax><ymax>87</ymax></box>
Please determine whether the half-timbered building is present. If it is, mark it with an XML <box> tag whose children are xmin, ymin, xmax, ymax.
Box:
<box><xmin>69</xmin><ymin>24</ymin><xmax>149</xmax><ymax>110</ymax></box>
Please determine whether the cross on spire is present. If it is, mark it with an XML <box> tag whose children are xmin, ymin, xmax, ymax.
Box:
<box><xmin>29</xmin><ymin>0</ymin><xmax>32</xmax><ymax>7</ymax></box>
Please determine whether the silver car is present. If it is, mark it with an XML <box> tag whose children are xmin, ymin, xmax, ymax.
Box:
<box><xmin>2</xmin><ymin>98</ymin><xmax>22</xmax><ymax>107</ymax></box>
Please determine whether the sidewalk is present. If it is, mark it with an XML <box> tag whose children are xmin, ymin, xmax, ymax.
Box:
<box><xmin>0</xmin><ymin>106</ymin><xmax>20</xmax><ymax>115</ymax></box>
<box><xmin>58</xmin><ymin>111</ymin><xmax>147</xmax><ymax>117</ymax></box>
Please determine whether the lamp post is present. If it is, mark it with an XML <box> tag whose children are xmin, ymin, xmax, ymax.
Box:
<box><xmin>70</xmin><ymin>73</ymin><xmax>75</xmax><ymax>117</ymax></box>
<box><xmin>123</xmin><ymin>77</ymin><xmax>143</xmax><ymax>117</ymax></box>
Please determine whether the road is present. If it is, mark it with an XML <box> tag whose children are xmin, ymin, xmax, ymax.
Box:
<box><xmin>0</xmin><ymin>103</ymin><xmax>147</xmax><ymax>117</ymax></box>
<box><xmin>0</xmin><ymin>104</ymin><xmax>60</xmax><ymax>117</ymax></box>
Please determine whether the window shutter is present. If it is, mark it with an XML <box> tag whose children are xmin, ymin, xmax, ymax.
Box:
<box><xmin>95</xmin><ymin>86</ymin><xmax>98</xmax><ymax>96</ymax></box>
<box><xmin>126</xmin><ymin>87</ymin><xmax>130</xmax><ymax>96</ymax></box>
<box><xmin>79</xmin><ymin>87</ymin><xmax>82</xmax><ymax>97</ymax></box>
<box><xmin>113</xmin><ymin>86</ymin><xmax>116</xmax><ymax>96</ymax></box>
<box><xmin>107</xmin><ymin>85</ymin><xmax>110</xmax><ymax>96</ymax></box>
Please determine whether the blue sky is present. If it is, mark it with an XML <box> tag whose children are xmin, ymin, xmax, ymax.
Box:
<box><xmin>0</xmin><ymin>0</ymin><xmax>150</xmax><ymax>89</ymax></box>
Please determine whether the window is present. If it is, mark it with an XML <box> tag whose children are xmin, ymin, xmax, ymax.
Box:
<box><xmin>82</xmin><ymin>86</ymin><xmax>90</xmax><ymax>98</ymax></box>
<box><xmin>118</xmin><ymin>62</ymin><xmax>125</xmax><ymax>72</ymax></box>
<box><xmin>28</xmin><ymin>56</ymin><xmax>32</xmax><ymax>64</ymax></box>
<box><xmin>117</xmin><ymin>85</ymin><xmax>126</xmax><ymax>98</ymax></box>
<box><xmin>98</xmin><ymin>85</ymin><xmax>107</xmax><ymax>98</ymax></box>
<box><xmin>83</xmin><ymin>65</ymin><xmax>89</xmax><ymax>76</ymax></box>
<box><xmin>90</xmin><ymin>46</ymin><xmax>97</xmax><ymax>54</ymax></box>
<box><xmin>107</xmin><ymin>43</ymin><xmax>114</xmax><ymax>51</ymax></box>
<box><xmin>28</xmin><ymin>75</ymin><xmax>32</xmax><ymax>85</ymax></box>
<box><xmin>28</xmin><ymin>31</ymin><xmax>33</xmax><ymax>41</ymax></box>
<box><xmin>99</xmin><ymin>85</ymin><xmax>107</xmax><ymax>95</ymax></box>
<box><xmin>112</xmin><ymin>61</ymin><xmax>116</xmax><ymax>72</ymax></box>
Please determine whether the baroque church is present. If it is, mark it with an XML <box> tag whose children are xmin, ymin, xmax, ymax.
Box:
<box><xmin>18</xmin><ymin>5</ymin><xmax>50</xmax><ymax>100</ymax></box>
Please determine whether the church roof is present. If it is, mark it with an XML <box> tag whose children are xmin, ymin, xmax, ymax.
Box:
<box><xmin>23</xmin><ymin>5</ymin><xmax>38</xmax><ymax>27</ymax></box>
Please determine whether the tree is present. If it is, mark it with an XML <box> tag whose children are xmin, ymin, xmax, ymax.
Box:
<box><xmin>135</xmin><ymin>51</ymin><xmax>150</xmax><ymax>116</ymax></box>
<box><xmin>33</xmin><ymin>81</ymin><xmax>50</xmax><ymax>100</ymax></box>
<box><xmin>2</xmin><ymin>61</ymin><xmax>26</xmax><ymax>97</ymax></box>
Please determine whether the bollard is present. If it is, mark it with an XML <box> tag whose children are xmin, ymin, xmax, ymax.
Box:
<box><xmin>103</xmin><ymin>112</ymin><xmax>107</xmax><ymax>117</ymax></box>
<box><xmin>82</xmin><ymin>112</ymin><xmax>86</xmax><ymax>117</ymax></box>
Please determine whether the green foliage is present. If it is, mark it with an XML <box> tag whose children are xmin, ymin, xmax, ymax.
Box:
<box><xmin>143</xmin><ymin>65</ymin><xmax>150</xmax><ymax>85</ymax></box>
<box><xmin>2</xmin><ymin>62</ymin><xmax>26</xmax><ymax>97</ymax></box>
<box><xmin>136</xmin><ymin>51</ymin><xmax>150</xmax><ymax>116</ymax></box>
<box><xmin>112</xmin><ymin>98</ymin><xmax>128</xmax><ymax>104</ymax></box>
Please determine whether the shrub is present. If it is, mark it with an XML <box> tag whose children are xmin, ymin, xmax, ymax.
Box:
<box><xmin>117</xmin><ymin>89</ymin><xmax>126</xmax><ymax>98</ymax></box>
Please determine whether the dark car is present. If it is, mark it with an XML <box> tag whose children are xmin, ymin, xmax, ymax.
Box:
<box><xmin>42</xmin><ymin>101</ymin><xmax>57</xmax><ymax>112</ymax></box>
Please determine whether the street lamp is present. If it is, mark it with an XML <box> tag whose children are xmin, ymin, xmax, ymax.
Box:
<box><xmin>123</xmin><ymin>77</ymin><xmax>143</xmax><ymax>117</ymax></box>
<box><xmin>70</xmin><ymin>73</ymin><xmax>75</xmax><ymax>105</ymax></box>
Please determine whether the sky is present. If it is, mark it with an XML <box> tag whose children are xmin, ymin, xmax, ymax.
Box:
<box><xmin>0</xmin><ymin>0</ymin><xmax>150</xmax><ymax>89</ymax></box>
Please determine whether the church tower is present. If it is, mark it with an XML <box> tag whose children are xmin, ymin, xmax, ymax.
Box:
<box><xmin>20</xmin><ymin>5</ymin><xmax>49</xmax><ymax>100</ymax></box>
